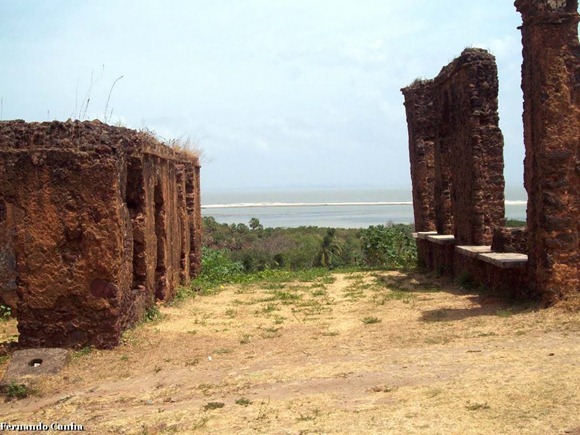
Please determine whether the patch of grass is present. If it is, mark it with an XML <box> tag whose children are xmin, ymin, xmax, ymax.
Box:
<box><xmin>344</xmin><ymin>283</ymin><xmax>365</xmax><ymax>300</ymax></box>
<box><xmin>423</xmin><ymin>309</ymin><xmax>450</xmax><ymax>322</ymax></box>
<box><xmin>256</xmin><ymin>303</ymin><xmax>280</xmax><ymax>315</ymax></box>
<box><xmin>255</xmin><ymin>399</ymin><xmax>271</xmax><ymax>421</ymax></box>
<box><xmin>263</xmin><ymin>282</ymin><xmax>286</xmax><ymax>290</ymax></box>
<box><xmin>383</xmin><ymin>290</ymin><xmax>415</xmax><ymax>303</ymax></box>
<box><xmin>260</xmin><ymin>327</ymin><xmax>282</xmax><ymax>339</ymax></box>
<box><xmin>213</xmin><ymin>348</ymin><xmax>233</xmax><ymax>355</ymax></box>
<box><xmin>496</xmin><ymin>309</ymin><xmax>513</xmax><ymax>318</ymax></box>
<box><xmin>427</xmin><ymin>387</ymin><xmax>443</xmax><ymax>398</ymax></box>
<box><xmin>225</xmin><ymin>308</ymin><xmax>237</xmax><ymax>318</ymax></box>
<box><xmin>456</xmin><ymin>272</ymin><xmax>476</xmax><ymax>289</ymax></box>
<box><xmin>203</xmin><ymin>401</ymin><xmax>225</xmax><ymax>411</ymax></box>
<box><xmin>172</xmin><ymin>285</ymin><xmax>196</xmax><ymax>305</ymax></box>
<box><xmin>369</xmin><ymin>385</ymin><xmax>396</xmax><ymax>393</ymax></box>
<box><xmin>320</xmin><ymin>275</ymin><xmax>336</xmax><ymax>284</ymax></box>
<box><xmin>362</xmin><ymin>316</ymin><xmax>381</xmax><ymax>325</ymax></box>
<box><xmin>424</xmin><ymin>336</ymin><xmax>454</xmax><ymax>345</ymax></box>
<box><xmin>311</xmin><ymin>289</ymin><xmax>327</xmax><ymax>297</ymax></box>
<box><xmin>272</xmin><ymin>290</ymin><xmax>301</xmax><ymax>303</ymax></box>
<box><xmin>321</xmin><ymin>330</ymin><xmax>339</xmax><ymax>337</ymax></box>
<box><xmin>190</xmin><ymin>416</ymin><xmax>210</xmax><ymax>431</ymax></box>
<box><xmin>466</xmin><ymin>401</ymin><xmax>490</xmax><ymax>411</ymax></box>
<box><xmin>144</xmin><ymin>305</ymin><xmax>163</xmax><ymax>322</ymax></box>
<box><xmin>197</xmin><ymin>383</ymin><xmax>214</xmax><ymax>396</ymax></box>
<box><xmin>296</xmin><ymin>408</ymin><xmax>321</xmax><ymax>421</ymax></box>
<box><xmin>0</xmin><ymin>355</ymin><xmax>9</xmax><ymax>365</ymax></box>
<box><xmin>73</xmin><ymin>346</ymin><xmax>92</xmax><ymax>358</ymax></box>
<box><xmin>273</xmin><ymin>315</ymin><xmax>286</xmax><ymax>324</ymax></box>
<box><xmin>5</xmin><ymin>382</ymin><xmax>29</xmax><ymax>400</ymax></box>
<box><xmin>0</xmin><ymin>305</ymin><xmax>12</xmax><ymax>321</ymax></box>
<box><xmin>236</xmin><ymin>397</ymin><xmax>252</xmax><ymax>406</ymax></box>
<box><xmin>240</xmin><ymin>334</ymin><xmax>251</xmax><ymax>344</ymax></box>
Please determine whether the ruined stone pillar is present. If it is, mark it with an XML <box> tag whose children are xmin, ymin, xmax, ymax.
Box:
<box><xmin>431</xmin><ymin>49</ymin><xmax>506</xmax><ymax>245</ymax></box>
<box><xmin>401</xmin><ymin>80</ymin><xmax>437</xmax><ymax>232</ymax></box>
<box><xmin>516</xmin><ymin>0</ymin><xmax>580</xmax><ymax>304</ymax></box>
<box><xmin>440</xmin><ymin>49</ymin><xmax>506</xmax><ymax>245</ymax></box>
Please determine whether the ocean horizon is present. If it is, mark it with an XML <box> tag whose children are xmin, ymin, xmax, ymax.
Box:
<box><xmin>201</xmin><ymin>186</ymin><xmax>528</xmax><ymax>229</ymax></box>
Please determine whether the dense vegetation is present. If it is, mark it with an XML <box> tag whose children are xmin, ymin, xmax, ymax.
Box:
<box><xmin>198</xmin><ymin>217</ymin><xmax>417</xmax><ymax>287</ymax></box>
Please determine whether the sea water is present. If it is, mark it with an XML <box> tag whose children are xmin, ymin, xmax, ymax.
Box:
<box><xmin>202</xmin><ymin>186</ymin><xmax>527</xmax><ymax>229</ymax></box>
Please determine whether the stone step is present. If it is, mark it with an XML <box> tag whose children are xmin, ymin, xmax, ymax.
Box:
<box><xmin>415</xmin><ymin>231</ymin><xmax>438</xmax><ymax>240</ymax></box>
<box><xmin>478</xmin><ymin>252</ymin><xmax>528</xmax><ymax>268</ymax></box>
<box><xmin>426</xmin><ymin>234</ymin><xmax>457</xmax><ymax>245</ymax></box>
<box><xmin>456</xmin><ymin>245</ymin><xmax>492</xmax><ymax>258</ymax></box>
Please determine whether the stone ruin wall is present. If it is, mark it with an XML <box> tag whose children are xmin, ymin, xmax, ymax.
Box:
<box><xmin>0</xmin><ymin>120</ymin><xmax>202</xmax><ymax>348</ymax></box>
<box><xmin>401</xmin><ymin>80</ymin><xmax>437</xmax><ymax>234</ymax></box>
<box><xmin>516</xmin><ymin>0</ymin><xmax>579</xmax><ymax>305</ymax></box>
<box><xmin>402</xmin><ymin>1</ymin><xmax>579</xmax><ymax>305</ymax></box>
<box><xmin>402</xmin><ymin>48</ymin><xmax>506</xmax><ymax>246</ymax></box>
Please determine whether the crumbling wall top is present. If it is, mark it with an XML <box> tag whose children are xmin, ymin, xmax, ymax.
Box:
<box><xmin>434</xmin><ymin>48</ymin><xmax>498</xmax><ymax>87</ymax></box>
<box><xmin>515</xmin><ymin>0</ymin><xmax>579</xmax><ymax>16</ymax></box>
<box><xmin>0</xmin><ymin>120</ymin><xmax>200</xmax><ymax>166</ymax></box>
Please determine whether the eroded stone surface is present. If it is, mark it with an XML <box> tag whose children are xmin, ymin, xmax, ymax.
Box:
<box><xmin>402</xmin><ymin>49</ymin><xmax>505</xmax><ymax>245</ymax></box>
<box><xmin>491</xmin><ymin>227</ymin><xmax>528</xmax><ymax>254</ymax></box>
<box><xmin>0</xmin><ymin>120</ymin><xmax>202</xmax><ymax>348</ymax></box>
<box><xmin>401</xmin><ymin>81</ymin><xmax>437</xmax><ymax>232</ymax></box>
<box><xmin>516</xmin><ymin>0</ymin><xmax>579</xmax><ymax>304</ymax></box>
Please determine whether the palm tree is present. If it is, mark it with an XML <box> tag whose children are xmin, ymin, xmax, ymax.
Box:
<box><xmin>314</xmin><ymin>229</ymin><xmax>343</xmax><ymax>268</ymax></box>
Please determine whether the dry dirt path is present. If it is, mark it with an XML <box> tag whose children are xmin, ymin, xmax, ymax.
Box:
<box><xmin>1</xmin><ymin>271</ymin><xmax>579</xmax><ymax>434</ymax></box>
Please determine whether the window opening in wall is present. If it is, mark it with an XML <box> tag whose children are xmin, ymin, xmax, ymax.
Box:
<box><xmin>154</xmin><ymin>180</ymin><xmax>167</xmax><ymax>300</ymax></box>
<box><xmin>126</xmin><ymin>158</ymin><xmax>146</xmax><ymax>291</ymax></box>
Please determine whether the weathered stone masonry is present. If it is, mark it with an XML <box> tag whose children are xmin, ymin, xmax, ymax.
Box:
<box><xmin>402</xmin><ymin>2</ymin><xmax>579</xmax><ymax>305</ymax></box>
<box><xmin>402</xmin><ymin>49</ymin><xmax>509</xmax><ymax>284</ymax></box>
<box><xmin>402</xmin><ymin>48</ymin><xmax>506</xmax><ymax>246</ymax></box>
<box><xmin>0</xmin><ymin>120</ymin><xmax>202</xmax><ymax>348</ymax></box>
<box><xmin>516</xmin><ymin>0</ymin><xmax>579</xmax><ymax>304</ymax></box>
<box><xmin>401</xmin><ymin>80</ymin><xmax>437</xmax><ymax>234</ymax></box>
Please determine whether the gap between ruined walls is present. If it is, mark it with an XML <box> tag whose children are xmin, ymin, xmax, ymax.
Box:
<box><xmin>0</xmin><ymin>120</ymin><xmax>202</xmax><ymax>348</ymax></box>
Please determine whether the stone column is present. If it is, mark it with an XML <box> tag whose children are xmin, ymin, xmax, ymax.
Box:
<box><xmin>437</xmin><ymin>49</ymin><xmax>505</xmax><ymax>245</ymax></box>
<box><xmin>401</xmin><ymin>80</ymin><xmax>437</xmax><ymax>232</ymax></box>
<box><xmin>516</xmin><ymin>0</ymin><xmax>580</xmax><ymax>304</ymax></box>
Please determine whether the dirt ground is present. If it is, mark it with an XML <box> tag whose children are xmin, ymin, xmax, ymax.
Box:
<box><xmin>1</xmin><ymin>271</ymin><xmax>579</xmax><ymax>434</ymax></box>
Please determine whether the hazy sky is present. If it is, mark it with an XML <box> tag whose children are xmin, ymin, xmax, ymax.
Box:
<box><xmin>1</xmin><ymin>1</ymin><xmax>526</xmax><ymax>192</ymax></box>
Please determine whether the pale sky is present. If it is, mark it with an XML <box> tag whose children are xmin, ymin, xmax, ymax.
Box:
<box><xmin>1</xmin><ymin>1</ymin><xmax>526</xmax><ymax>192</ymax></box>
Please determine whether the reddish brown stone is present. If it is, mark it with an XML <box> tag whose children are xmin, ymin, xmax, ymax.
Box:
<box><xmin>433</xmin><ymin>49</ymin><xmax>506</xmax><ymax>245</ymax></box>
<box><xmin>401</xmin><ymin>81</ymin><xmax>437</xmax><ymax>232</ymax></box>
<box><xmin>402</xmin><ymin>49</ymin><xmax>506</xmax><ymax>244</ymax></box>
<box><xmin>516</xmin><ymin>0</ymin><xmax>580</xmax><ymax>305</ymax></box>
<box><xmin>453</xmin><ymin>251</ymin><xmax>530</xmax><ymax>299</ymax></box>
<box><xmin>0</xmin><ymin>120</ymin><xmax>202</xmax><ymax>348</ymax></box>
<box><xmin>491</xmin><ymin>227</ymin><xmax>528</xmax><ymax>253</ymax></box>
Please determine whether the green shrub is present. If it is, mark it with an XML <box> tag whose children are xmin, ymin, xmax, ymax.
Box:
<box><xmin>6</xmin><ymin>382</ymin><xmax>29</xmax><ymax>399</ymax></box>
<box><xmin>360</xmin><ymin>224</ymin><xmax>417</xmax><ymax>269</ymax></box>
<box><xmin>0</xmin><ymin>305</ymin><xmax>11</xmax><ymax>321</ymax></box>
<box><xmin>505</xmin><ymin>219</ymin><xmax>526</xmax><ymax>228</ymax></box>
<box><xmin>194</xmin><ymin>247</ymin><xmax>244</xmax><ymax>289</ymax></box>
<box><xmin>144</xmin><ymin>305</ymin><xmax>162</xmax><ymax>322</ymax></box>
